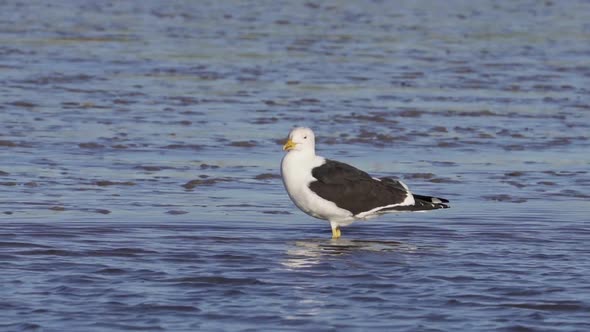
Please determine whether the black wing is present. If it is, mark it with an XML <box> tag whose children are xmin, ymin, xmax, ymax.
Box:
<box><xmin>309</xmin><ymin>160</ymin><xmax>410</xmax><ymax>215</ymax></box>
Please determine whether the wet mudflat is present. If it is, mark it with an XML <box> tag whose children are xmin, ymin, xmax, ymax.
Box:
<box><xmin>1</xmin><ymin>1</ymin><xmax>589</xmax><ymax>331</ymax></box>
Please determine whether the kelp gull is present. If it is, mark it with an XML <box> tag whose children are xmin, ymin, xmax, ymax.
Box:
<box><xmin>280</xmin><ymin>127</ymin><xmax>449</xmax><ymax>239</ymax></box>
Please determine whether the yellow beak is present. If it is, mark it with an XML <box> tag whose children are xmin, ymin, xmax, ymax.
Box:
<box><xmin>283</xmin><ymin>139</ymin><xmax>296</xmax><ymax>151</ymax></box>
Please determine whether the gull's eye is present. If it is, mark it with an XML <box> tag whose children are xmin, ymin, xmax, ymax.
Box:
<box><xmin>304</xmin><ymin>136</ymin><xmax>307</xmax><ymax>139</ymax></box>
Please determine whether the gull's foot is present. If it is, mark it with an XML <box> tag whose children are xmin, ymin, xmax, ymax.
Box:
<box><xmin>331</xmin><ymin>225</ymin><xmax>341</xmax><ymax>239</ymax></box>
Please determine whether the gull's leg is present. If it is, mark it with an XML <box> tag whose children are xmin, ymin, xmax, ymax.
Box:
<box><xmin>330</xmin><ymin>221</ymin><xmax>341</xmax><ymax>239</ymax></box>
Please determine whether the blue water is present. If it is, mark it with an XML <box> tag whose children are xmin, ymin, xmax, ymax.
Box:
<box><xmin>1</xmin><ymin>1</ymin><xmax>589</xmax><ymax>331</ymax></box>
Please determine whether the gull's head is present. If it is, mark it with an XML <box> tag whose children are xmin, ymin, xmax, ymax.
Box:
<box><xmin>283</xmin><ymin>127</ymin><xmax>315</xmax><ymax>153</ymax></box>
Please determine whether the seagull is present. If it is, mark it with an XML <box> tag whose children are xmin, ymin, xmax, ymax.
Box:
<box><xmin>280</xmin><ymin>127</ymin><xmax>449</xmax><ymax>239</ymax></box>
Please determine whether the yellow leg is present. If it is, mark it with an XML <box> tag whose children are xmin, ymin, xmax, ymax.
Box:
<box><xmin>330</xmin><ymin>223</ymin><xmax>341</xmax><ymax>239</ymax></box>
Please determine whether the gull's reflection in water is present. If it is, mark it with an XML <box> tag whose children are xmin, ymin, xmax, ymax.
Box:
<box><xmin>282</xmin><ymin>238</ymin><xmax>419</xmax><ymax>269</ymax></box>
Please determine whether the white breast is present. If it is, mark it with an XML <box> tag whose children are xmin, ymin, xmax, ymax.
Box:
<box><xmin>281</xmin><ymin>152</ymin><xmax>353</xmax><ymax>222</ymax></box>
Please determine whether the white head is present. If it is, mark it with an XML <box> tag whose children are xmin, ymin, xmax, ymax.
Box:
<box><xmin>283</xmin><ymin>127</ymin><xmax>316</xmax><ymax>154</ymax></box>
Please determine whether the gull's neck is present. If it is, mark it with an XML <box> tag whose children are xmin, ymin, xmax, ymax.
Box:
<box><xmin>288</xmin><ymin>147</ymin><xmax>316</xmax><ymax>160</ymax></box>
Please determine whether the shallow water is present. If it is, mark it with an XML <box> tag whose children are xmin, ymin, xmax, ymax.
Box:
<box><xmin>1</xmin><ymin>1</ymin><xmax>590</xmax><ymax>331</ymax></box>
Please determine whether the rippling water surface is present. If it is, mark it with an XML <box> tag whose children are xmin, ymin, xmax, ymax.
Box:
<box><xmin>1</xmin><ymin>1</ymin><xmax>589</xmax><ymax>331</ymax></box>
